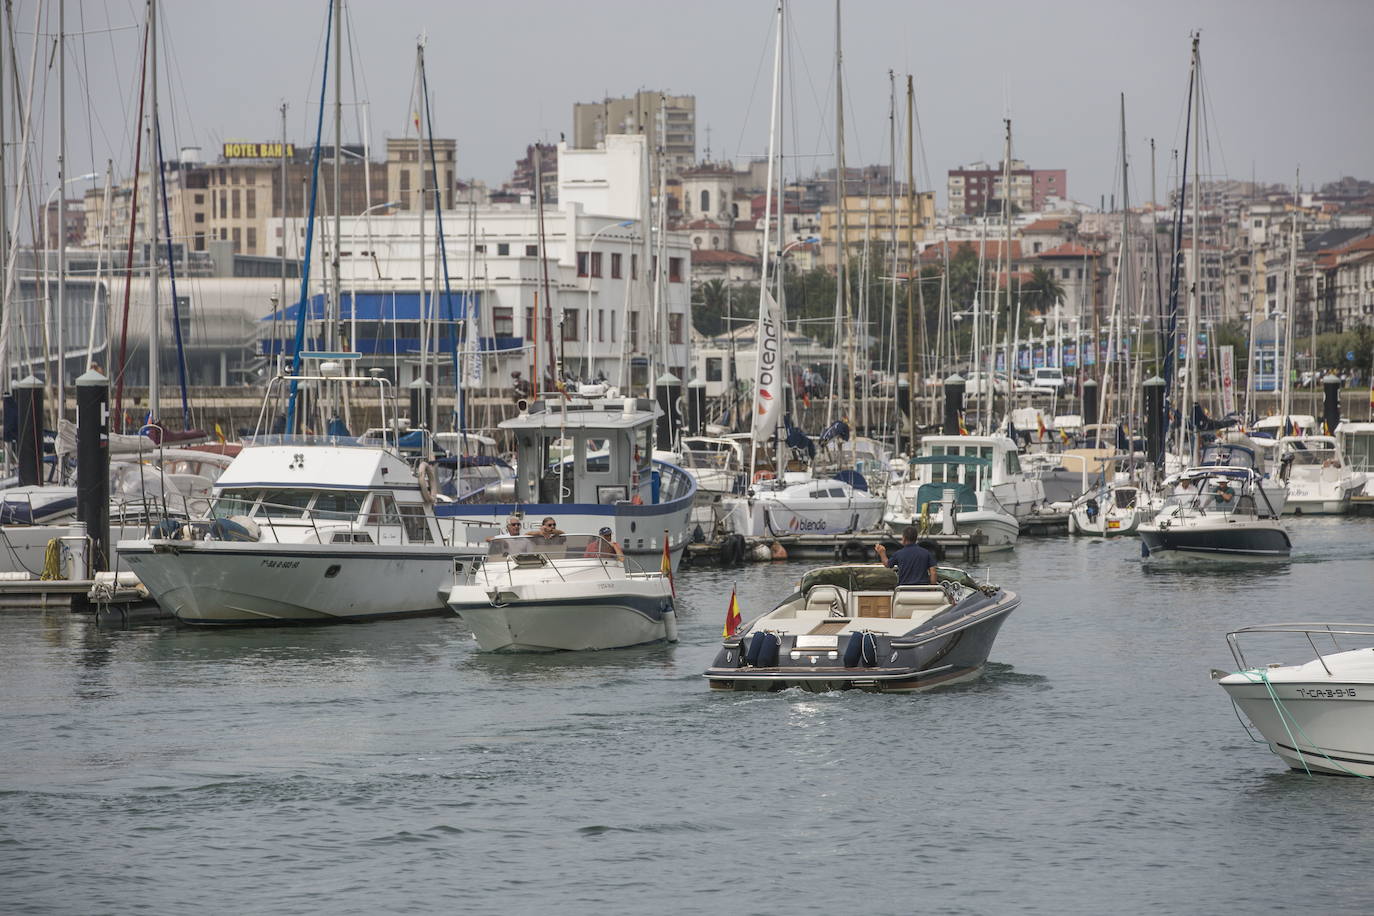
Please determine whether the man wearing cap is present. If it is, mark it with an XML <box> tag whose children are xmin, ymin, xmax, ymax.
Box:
<box><xmin>584</xmin><ymin>526</ymin><xmax>624</xmax><ymax>560</ymax></box>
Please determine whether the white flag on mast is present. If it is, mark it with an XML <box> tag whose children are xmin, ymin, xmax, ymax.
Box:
<box><xmin>751</xmin><ymin>288</ymin><xmax>784</xmax><ymax>443</ymax></box>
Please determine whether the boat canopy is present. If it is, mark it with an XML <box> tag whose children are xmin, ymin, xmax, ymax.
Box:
<box><xmin>799</xmin><ymin>565</ymin><xmax>898</xmax><ymax>593</ymax></box>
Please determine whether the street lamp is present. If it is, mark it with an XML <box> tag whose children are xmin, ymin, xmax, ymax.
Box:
<box><xmin>44</xmin><ymin>171</ymin><xmax>98</xmax><ymax>413</ymax></box>
<box><xmin>583</xmin><ymin>218</ymin><xmax>633</xmax><ymax>381</ymax></box>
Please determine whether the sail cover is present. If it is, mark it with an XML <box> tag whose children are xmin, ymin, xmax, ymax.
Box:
<box><xmin>751</xmin><ymin>288</ymin><xmax>784</xmax><ymax>443</ymax></box>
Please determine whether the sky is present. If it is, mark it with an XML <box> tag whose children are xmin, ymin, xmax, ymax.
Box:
<box><xmin>17</xmin><ymin>0</ymin><xmax>1374</xmax><ymax>215</ymax></box>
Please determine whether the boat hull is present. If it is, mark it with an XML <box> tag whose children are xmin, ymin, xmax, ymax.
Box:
<box><xmin>1221</xmin><ymin>677</ymin><xmax>1374</xmax><ymax>776</ymax></box>
<box><xmin>120</xmin><ymin>540</ymin><xmax>476</xmax><ymax>625</ymax></box>
<box><xmin>449</xmin><ymin>584</ymin><xmax>675</xmax><ymax>652</ymax></box>
<box><xmin>1139</xmin><ymin>523</ymin><xmax>1291</xmax><ymax>558</ymax></box>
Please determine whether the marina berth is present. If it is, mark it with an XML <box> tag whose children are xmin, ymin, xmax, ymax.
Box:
<box><xmin>1217</xmin><ymin>623</ymin><xmax>1374</xmax><ymax>776</ymax></box>
<box><xmin>704</xmin><ymin>563</ymin><xmax>1018</xmax><ymax>693</ymax></box>
<box><xmin>447</xmin><ymin>533</ymin><xmax>677</xmax><ymax>652</ymax></box>
<box><xmin>1273</xmin><ymin>435</ymin><xmax>1363</xmax><ymax>515</ymax></box>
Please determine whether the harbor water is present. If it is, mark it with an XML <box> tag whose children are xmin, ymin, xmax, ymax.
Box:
<box><xmin>4</xmin><ymin>517</ymin><xmax>1374</xmax><ymax>914</ymax></box>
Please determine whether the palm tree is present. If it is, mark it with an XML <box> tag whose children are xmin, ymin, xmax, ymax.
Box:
<box><xmin>1021</xmin><ymin>266</ymin><xmax>1065</xmax><ymax>316</ymax></box>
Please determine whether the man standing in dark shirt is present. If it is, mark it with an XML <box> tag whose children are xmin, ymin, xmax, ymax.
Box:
<box><xmin>874</xmin><ymin>526</ymin><xmax>938</xmax><ymax>586</ymax></box>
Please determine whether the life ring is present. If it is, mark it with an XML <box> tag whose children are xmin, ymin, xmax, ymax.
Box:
<box><xmin>417</xmin><ymin>461</ymin><xmax>437</xmax><ymax>505</ymax></box>
<box><xmin>753</xmin><ymin>470</ymin><xmax>775</xmax><ymax>483</ymax></box>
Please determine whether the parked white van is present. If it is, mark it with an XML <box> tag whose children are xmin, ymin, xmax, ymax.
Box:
<box><xmin>1032</xmin><ymin>367</ymin><xmax>1065</xmax><ymax>390</ymax></box>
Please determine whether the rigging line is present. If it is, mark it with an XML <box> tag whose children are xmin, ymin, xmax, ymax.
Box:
<box><xmin>729</xmin><ymin>3</ymin><xmax>773</xmax><ymax>164</ymax></box>
<box><xmin>155</xmin><ymin>119</ymin><xmax>190</xmax><ymax>428</ymax></box>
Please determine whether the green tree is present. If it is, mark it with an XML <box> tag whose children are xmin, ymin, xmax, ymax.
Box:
<box><xmin>1021</xmin><ymin>266</ymin><xmax>1065</xmax><ymax>317</ymax></box>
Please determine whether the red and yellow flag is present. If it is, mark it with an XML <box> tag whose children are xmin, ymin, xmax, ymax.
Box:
<box><xmin>1036</xmin><ymin>413</ymin><xmax>1048</xmax><ymax>442</ymax></box>
<box><xmin>723</xmin><ymin>587</ymin><xmax>742</xmax><ymax>638</ymax></box>
<box><xmin>661</xmin><ymin>531</ymin><xmax>675</xmax><ymax>597</ymax></box>
<box><xmin>958</xmin><ymin>412</ymin><xmax>969</xmax><ymax>436</ymax></box>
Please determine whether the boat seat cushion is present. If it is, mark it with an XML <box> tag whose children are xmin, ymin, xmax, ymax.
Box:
<box><xmin>891</xmin><ymin>588</ymin><xmax>949</xmax><ymax>619</ymax></box>
<box><xmin>804</xmin><ymin>585</ymin><xmax>846</xmax><ymax>616</ymax></box>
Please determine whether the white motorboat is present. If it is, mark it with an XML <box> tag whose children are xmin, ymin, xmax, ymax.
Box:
<box><xmin>1067</xmin><ymin>480</ymin><xmax>1149</xmax><ymax>536</ymax></box>
<box><xmin>118</xmin><ymin>371</ymin><xmax>482</xmax><ymax>626</ymax></box>
<box><xmin>1138</xmin><ymin>467</ymin><xmax>1290</xmax><ymax>560</ymax></box>
<box><xmin>1274</xmin><ymin>435</ymin><xmax>1364</xmax><ymax>515</ymax></box>
<box><xmin>719</xmin><ymin>473</ymin><xmax>885</xmax><ymax>538</ymax></box>
<box><xmin>674</xmin><ymin>436</ymin><xmax>747</xmax><ymax>500</ymax></box>
<box><xmin>447</xmin><ymin>534</ymin><xmax>676</xmax><ymax>652</ymax></box>
<box><xmin>1335</xmin><ymin>421</ymin><xmax>1374</xmax><ymax>496</ymax></box>
<box><xmin>1217</xmin><ymin>623</ymin><xmax>1374</xmax><ymax>776</ymax></box>
<box><xmin>704</xmin><ymin>563</ymin><xmax>1019</xmax><ymax>693</ymax></box>
<box><xmin>884</xmin><ymin>435</ymin><xmax>1043</xmax><ymax>551</ymax></box>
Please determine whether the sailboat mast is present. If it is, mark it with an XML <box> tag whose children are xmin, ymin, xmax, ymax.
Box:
<box><xmin>332</xmin><ymin>0</ymin><xmax>342</xmax><ymax>354</ymax></box>
<box><xmin>147</xmin><ymin>0</ymin><xmax>159</xmax><ymax>423</ymax></box>
<box><xmin>56</xmin><ymin>0</ymin><xmax>66</xmax><ymax>420</ymax></box>
<box><xmin>835</xmin><ymin>0</ymin><xmax>853</xmax><ymax>434</ymax></box>
<box><xmin>1281</xmin><ymin>168</ymin><xmax>1299</xmax><ymax>422</ymax></box>
<box><xmin>1183</xmin><ymin>36</ymin><xmax>1202</xmax><ymax>460</ymax></box>
<box><xmin>997</xmin><ymin>118</ymin><xmax>1011</xmax><ymax>429</ymax></box>
<box><xmin>904</xmin><ymin>76</ymin><xmax>921</xmax><ymax>444</ymax></box>
<box><xmin>750</xmin><ymin>0</ymin><xmax>783</xmax><ymax>474</ymax></box>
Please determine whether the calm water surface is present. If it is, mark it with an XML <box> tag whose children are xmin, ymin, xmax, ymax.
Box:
<box><xmin>3</xmin><ymin>517</ymin><xmax>1374</xmax><ymax>914</ymax></box>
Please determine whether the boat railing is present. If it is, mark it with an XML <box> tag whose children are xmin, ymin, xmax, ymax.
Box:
<box><xmin>478</xmin><ymin>538</ymin><xmax>651</xmax><ymax>588</ymax></box>
<box><xmin>1225</xmin><ymin>623</ymin><xmax>1374</xmax><ymax>676</ymax></box>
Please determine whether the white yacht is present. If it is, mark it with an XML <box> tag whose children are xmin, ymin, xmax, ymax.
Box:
<box><xmin>720</xmin><ymin>473</ymin><xmax>885</xmax><ymax>538</ymax></box>
<box><xmin>1067</xmin><ymin>480</ymin><xmax>1150</xmax><ymax>536</ymax></box>
<box><xmin>447</xmin><ymin>534</ymin><xmax>676</xmax><ymax>652</ymax></box>
<box><xmin>1217</xmin><ymin>623</ymin><xmax>1374</xmax><ymax>776</ymax></box>
<box><xmin>118</xmin><ymin>372</ymin><xmax>482</xmax><ymax>625</ymax></box>
<box><xmin>883</xmin><ymin>435</ymin><xmax>1045</xmax><ymax>551</ymax></box>
<box><xmin>1274</xmin><ymin>435</ymin><xmax>1365</xmax><ymax>514</ymax></box>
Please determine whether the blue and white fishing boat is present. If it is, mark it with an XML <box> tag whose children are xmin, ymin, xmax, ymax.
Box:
<box><xmin>435</xmin><ymin>395</ymin><xmax>696</xmax><ymax>567</ymax></box>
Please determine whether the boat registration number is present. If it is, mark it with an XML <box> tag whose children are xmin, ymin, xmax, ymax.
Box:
<box><xmin>1293</xmin><ymin>687</ymin><xmax>1358</xmax><ymax>698</ymax></box>
<box><xmin>261</xmin><ymin>560</ymin><xmax>301</xmax><ymax>569</ymax></box>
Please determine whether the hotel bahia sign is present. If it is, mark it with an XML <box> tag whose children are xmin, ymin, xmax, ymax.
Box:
<box><xmin>221</xmin><ymin>142</ymin><xmax>296</xmax><ymax>160</ymax></box>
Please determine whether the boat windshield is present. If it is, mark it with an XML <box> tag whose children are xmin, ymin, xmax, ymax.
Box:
<box><xmin>487</xmin><ymin>534</ymin><xmax>618</xmax><ymax>560</ymax></box>
<box><xmin>1283</xmin><ymin>443</ymin><xmax>1338</xmax><ymax>466</ymax></box>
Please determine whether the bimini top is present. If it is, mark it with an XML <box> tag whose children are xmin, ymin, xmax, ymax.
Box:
<box><xmin>500</xmin><ymin>397</ymin><xmax>662</xmax><ymax>432</ymax></box>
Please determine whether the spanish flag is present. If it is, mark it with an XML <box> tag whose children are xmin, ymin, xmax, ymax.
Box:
<box><xmin>214</xmin><ymin>422</ymin><xmax>226</xmax><ymax>445</ymax></box>
<box><xmin>1036</xmin><ymin>413</ymin><xmax>1048</xmax><ymax>442</ymax></box>
<box><xmin>958</xmin><ymin>412</ymin><xmax>969</xmax><ymax>436</ymax></box>
<box><xmin>1059</xmin><ymin>426</ymin><xmax>1071</xmax><ymax>445</ymax></box>
<box><xmin>661</xmin><ymin>531</ymin><xmax>676</xmax><ymax>597</ymax></box>
<box><xmin>723</xmin><ymin>587</ymin><xmax>742</xmax><ymax>637</ymax></box>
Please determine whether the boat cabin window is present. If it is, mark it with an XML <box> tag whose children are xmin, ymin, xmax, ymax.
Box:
<box><xmin>331</xmin><ymin>531</ymin><xmax>373</xmax><ymax>544</ymax></box>
<box><xmin>397</xmin><ymin>504</ymin><xmax>434</xmax><ymax>543</ymax></box>
<box><xmin>583</xmin><ymin>437</ymin><xmax>612</xmax><ymax>474</ymax></box>
<box><xmin>1344</xmin><ymin>432</ymin><xmax>1374</xmax><ymax>472</ymax></box>
<box><xmin>365</xmin><ymin>494</ymin><xmax>402</xmax><ymax>526</ymax></box>
<box><xmin>634</xmin><ymin>424</ymin><xmax>652</xmax><ymax>474</ymax></box>
<box><xmin>1284</xmin><ymin>444</ymin><xmax>1336</xmax><ymax>466</ymax></box>
<box><xmin>210</xmin><ymin>488</ymin><xmax>259</xmax><ymax>519</ymax></box>
<box><xmin>256</xmin><ymin>489</ymin><xmax>316</xmax><ymax>518</ymax></box>
<box><xmin>313</xmin><ymin>491</ymin><xmax>366</xmax><ymax>520</ymax></box>
<box><xmin>1004</xmin><ymin>450</ymin><xmax>1022</xmax><ymax>476</ymax></box>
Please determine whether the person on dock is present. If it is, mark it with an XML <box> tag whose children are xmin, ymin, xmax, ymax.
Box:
<box><xmin>875</xmin><ymin>526</ymin><xmax>938</xmax><ymax>586</ymax></box>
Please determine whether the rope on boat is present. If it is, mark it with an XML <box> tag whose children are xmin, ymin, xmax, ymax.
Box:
<box><xmin>1233</xmin><ymin>668</ymin><xmax>1371</xmax><ymax>779</ymax></box>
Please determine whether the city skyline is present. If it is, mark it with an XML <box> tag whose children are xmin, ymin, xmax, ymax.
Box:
<box><xmin>14</xmin><ymin>0</ymin><xmax>1374</xmax><ymax>213</ymax></box>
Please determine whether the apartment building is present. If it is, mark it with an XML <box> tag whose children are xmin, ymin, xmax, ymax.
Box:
<box><xmin>572</xmin><ymin>91</ymin><xmax>695</xmax><ymax>183</ymax></box>
<box><xmin>947</xmin><ymin>160</ymin><xmax>1066</xmax><ymax>217</ymax></box>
